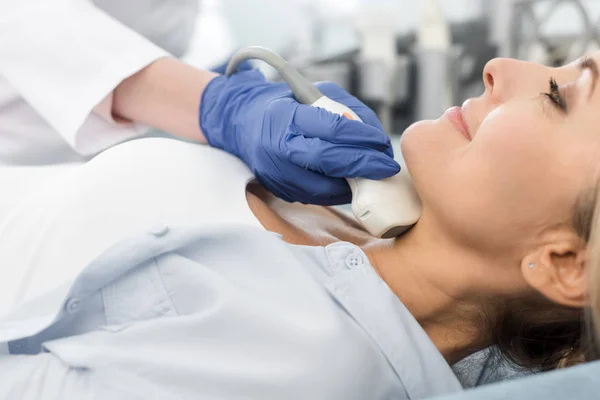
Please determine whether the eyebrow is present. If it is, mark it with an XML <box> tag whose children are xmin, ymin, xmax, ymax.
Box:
<box><xmin>578</xmin><ymin>56</ymin><xmax>599</xmax><ymax>99</ymax></box>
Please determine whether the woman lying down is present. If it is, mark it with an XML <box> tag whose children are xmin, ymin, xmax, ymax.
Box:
<box><xmin>1</xmin><ymin>54</ymin><xmax>599</xmax><ymax>400</ymax></box>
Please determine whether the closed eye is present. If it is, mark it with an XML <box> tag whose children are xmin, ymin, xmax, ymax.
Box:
<box><xmin>542</xmin><ymin>77</ymin><xmax>567</xmax><ymax>113</ymax></box>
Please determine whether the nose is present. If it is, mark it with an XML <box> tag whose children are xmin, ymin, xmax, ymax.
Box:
<box><xmin>482</xmin><ymin>58</ymin><xmax>542</xmax><ymax>104</ymax></box>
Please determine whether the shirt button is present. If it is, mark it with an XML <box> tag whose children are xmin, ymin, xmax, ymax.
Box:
<box><xmin>149</xmin><ymin>223</ymin><xmax>169</xmax><ymax>237</ymax></box>
<box><xmin>345</xmin><ymin>254</ymin><xmax>363</xmax><ymax>269</ymax></box>
<box><xmin>65</xmin><ymin>298</ymin><xmax>81</xmax><ymax>314</ymax></box>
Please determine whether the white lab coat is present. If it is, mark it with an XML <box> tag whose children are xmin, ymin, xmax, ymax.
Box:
<box><xmin>0</xmin><ymin>0</ymin><xmax>198</xmax><ymax>165</ymax></box>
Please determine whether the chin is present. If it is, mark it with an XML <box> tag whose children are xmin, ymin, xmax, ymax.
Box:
<box><xmin>399</xmin><ymin>120</ymin><xmax>432</xmax><ymax>173</ymax></box>
<box><xmin>399</xmin><ymin>120</ymin><xmax>443</xmax><ymax>208</ymax></box>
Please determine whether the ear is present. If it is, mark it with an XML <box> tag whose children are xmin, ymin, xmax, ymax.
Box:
<box><xmin>521</xmin><ymin>232</ymin><xmax>587</xmax><ymax>308</ymax></box>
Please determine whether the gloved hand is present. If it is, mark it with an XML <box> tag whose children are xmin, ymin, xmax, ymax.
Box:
<box><xmin>200</xmin><ymin>70</ymin><xmax>400</xmax><ymax>205</ymax></box>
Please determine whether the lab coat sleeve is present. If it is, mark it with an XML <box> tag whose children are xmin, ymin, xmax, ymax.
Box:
<box><xmin>0</xmin><ymin>353</ymin><xmax>181</xmax><ymax>400</ymax></box>
<box><xmin>0</xmin><ymin>0</ymin><xmax>171</xmax><ymax>156</ymax></box>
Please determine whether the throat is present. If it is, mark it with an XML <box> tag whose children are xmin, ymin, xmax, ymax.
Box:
<box><xmin>247</xmin><ymin>183</ymin><xmax>491</xmax><ymax>364</ymax></box>
<box><xmin>364</xmin><ymin>225</ymin><xmax>492</xmax><ymax>364</ymax></box>
<box><xmin>417</xmin><ymin>316</ymin><xmax>490</xmax><ymax>365</ymax></box>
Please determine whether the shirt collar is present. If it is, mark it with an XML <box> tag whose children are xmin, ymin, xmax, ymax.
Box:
<box><xmin>323</xmin><ymin>242</ymin><xmax>463</xmax><ymax>399</ymax></box>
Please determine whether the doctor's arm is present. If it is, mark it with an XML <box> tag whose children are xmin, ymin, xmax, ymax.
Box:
<box><xmin>112</xmin><ymin>56</ymin><xmax>401</xmax><ymax>205</ymax></box>
<box><xmin>112</xmin><ymin>57</ymin><xmax>214</xmax><ymax>143</ymax></box>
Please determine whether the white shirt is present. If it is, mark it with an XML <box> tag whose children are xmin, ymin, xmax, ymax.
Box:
<box><xmin>0</xmin><ymin>0</ymin><xmax>198</xmax><ymax>165</ymax></box>
<box><xmin>0</xmin><ymin>138</ymin><xmax>259</xmax><ymax>311</ymax></box>
<box><xmin>0</xmin><ymin>138</ymin><xmax>463</xmax><ymax>399</ymax></box>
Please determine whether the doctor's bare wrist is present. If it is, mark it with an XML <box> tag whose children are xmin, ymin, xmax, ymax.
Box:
<box><xmin>112</xmin><ymin>57</ymin><xmax>218</xmax><ymax>143</ymax></box>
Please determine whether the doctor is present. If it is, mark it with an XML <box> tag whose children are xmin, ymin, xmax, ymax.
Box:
<box><xmin>0</xmin><ymin>0</ymin><xmax>399</xmax><ymax>206</ymax></box>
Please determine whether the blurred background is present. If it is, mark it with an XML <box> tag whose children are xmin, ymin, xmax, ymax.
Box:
<box><xmin>182</xmin><ymin>0</ymin><xmax>600</xmax><ymax>147</ymax></box>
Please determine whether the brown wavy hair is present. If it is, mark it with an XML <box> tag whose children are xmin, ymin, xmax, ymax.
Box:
<box><xmin>585</xmin><ymin>179</ymin><xmax>600</xmax><ymax>363</ymax></box>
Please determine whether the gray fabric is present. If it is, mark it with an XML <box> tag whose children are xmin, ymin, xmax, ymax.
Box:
<box><xmin>434</xmin><ymin>361</ymin><xmax>600</xmax><ymax>400</ymax></box>
<box><xmin>452</xmin><ymin>347</ymin><xmax>532</xmax><ymax>389</ymax></box>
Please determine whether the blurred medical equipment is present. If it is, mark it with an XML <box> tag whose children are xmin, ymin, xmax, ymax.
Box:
<box><xmin>415</xmin><ymin>0</ymin><xmax>453</xmax><ymax>121</ymax></box>
<box><xmin>498</xmin><ymin>0</ymin><xmax>600</xmax><ymax>66</ymax></box>
<box><xmin>354</xmin><ymin>0</ymin><xmax>402</xmax><ymax>132</ymax></box>
<box><xmin>187</xmin><ymin>0</ymin><xmax>236</xmax><ymax>68</ymax></box>
<box><xmin>226</xmin><ymin>47</ymin><xmax>422</xmax><ymax>238</ymax></box>
<box><xmin>92</xmin><ymin>0</ymin><xmax>199</xmax><ymax>57</ymax></box>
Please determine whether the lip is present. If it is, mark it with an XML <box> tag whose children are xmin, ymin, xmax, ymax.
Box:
<box><xmin>444</xmin><ymin>106</ymin><xmax>471</xmax><ymax>141</ymax></box>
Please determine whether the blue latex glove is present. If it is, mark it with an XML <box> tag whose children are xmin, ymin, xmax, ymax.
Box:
<box><xmin>200</xmin><ymin>70</ymin><xmax>400</xmax><ymax>205</ymax></box>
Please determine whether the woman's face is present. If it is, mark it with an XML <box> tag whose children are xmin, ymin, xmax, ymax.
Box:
<box><xmin>402</xmin><ymin>52</ymin><xmax>600</xmax><ymax>256</ymax></box>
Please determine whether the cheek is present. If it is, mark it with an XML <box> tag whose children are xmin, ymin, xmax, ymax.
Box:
<box><xmin>467</xmin><ymin>107</ymin><xmax>546</xmax><ymax>189</ymax></box>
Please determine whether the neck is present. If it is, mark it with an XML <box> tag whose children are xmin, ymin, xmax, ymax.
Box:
<box><xmin>362</xmin><ymin>220</ymin><xmax>495</xmax><ymax>365</ymax></box>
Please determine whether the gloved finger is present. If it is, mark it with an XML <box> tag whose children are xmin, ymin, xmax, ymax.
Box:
<box><xmin>285</xmin><ymin>135</ymin><xmax>401</xmax><ymax>180</ymax></box>
<box><xmin>293</xmin><ymin>104</ymin><xmax>393</xmax><ymax>152</ymax></box>
<box><xmin>314</xmin><ymin>81</ymin><xmax>384</xmax><ymax>131</ymax></box>
<box><xmin>383</xmin><ymin>141</ymin><xmax>395</xmax><ymax>159</ymax></box>
<box><xmin>227</xmin><ymin>69</ymin><xmax>266</xmax><ymax>85</ymax></box>
<box><xmin>258</xmin><ymin>167</ymin><xmax>352</xmax><ymax>206</ymax></box>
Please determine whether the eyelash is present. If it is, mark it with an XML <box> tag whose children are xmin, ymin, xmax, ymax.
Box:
<box><xmin>543</xmin><ymin>77</ymin><xmax>567</xmax><ymax>112</ymax></box>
